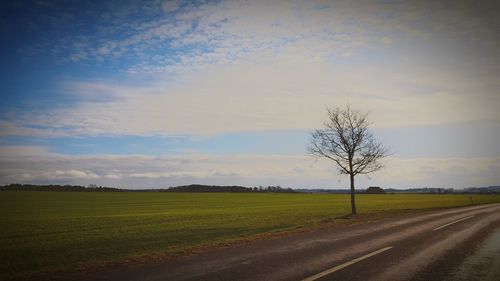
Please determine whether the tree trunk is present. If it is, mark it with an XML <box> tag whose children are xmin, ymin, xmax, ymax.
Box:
<box><xmin>350</xmin><ymin>173</ymin><xmax>357</xmax><ymax>215</ymax></box>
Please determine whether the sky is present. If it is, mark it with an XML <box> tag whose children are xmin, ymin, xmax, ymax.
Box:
<box><xmin>1</xmin><ymin>0</ymin><xmax>499</xmax><ymax>189</ymax></box>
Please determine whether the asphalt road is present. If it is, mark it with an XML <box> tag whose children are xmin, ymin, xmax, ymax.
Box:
<box><xmin>72</xmin><ymin>203</ymin><xmax>500</xmax><ymax>281</ymax></box>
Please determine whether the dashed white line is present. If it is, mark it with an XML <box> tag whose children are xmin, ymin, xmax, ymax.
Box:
<box><xmin>432</xmin><ymin>215</ymin><xmax>474</xmax><ymax>231</ymax></box>
<box><xmin>301</xmin><ymin>246</ymin><xmax>393</xmax><ymax>281</ymax></box>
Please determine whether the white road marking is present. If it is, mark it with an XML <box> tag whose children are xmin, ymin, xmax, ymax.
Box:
<box><xmin>432</xmin><ymin>215</ymin><xmax>474</xmax><ymax>231</ymax></box>
<box><xmin>301</xmin><ymin>246</ymin><xmax>393</xmax><ymax>281</ymax></box>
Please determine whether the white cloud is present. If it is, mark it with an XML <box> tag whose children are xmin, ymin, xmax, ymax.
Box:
<box><xmin>161</xmin><ymin>0</ymin><xmax>181</xmax><ymax>13</ymax></box>
<box><xmin>52</xmin><ymin>169</ymin><xmax>99</xmax><ymax>179</ymax></box>
<box><xmin>21</xmin><ymin>0</ymin><xmax>499</xmax><ymax>74</ymax></box>
<box><xmin>1</xmin><ymin>146</ymin><xmax>499</xmax><ymax>189</ymax></box>
<box><xmin>135</xmin><ymin>0</ymin><xmax>498</xmax><ymax>74</ymax></box>
<box><xmin>5</xmin><ymin>0</ymin><xmax>498</xmax><ymax>138</ymax></box>
<box><xmin>5</xmin><ymin>55</ymin><xmax>498</xmax><ymax>137</ymax></box>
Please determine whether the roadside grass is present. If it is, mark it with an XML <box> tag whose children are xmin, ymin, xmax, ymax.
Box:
<box><xmin>1</xmin><ymin>191</ymin><xmax>499</xmax><ymax>280</ymax></box>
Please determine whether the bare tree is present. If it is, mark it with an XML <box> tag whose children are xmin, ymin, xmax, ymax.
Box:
<box><xmin>309</xmin><ymin>105</ymin><xmax>389</xmax><ymax>215</ymax></box>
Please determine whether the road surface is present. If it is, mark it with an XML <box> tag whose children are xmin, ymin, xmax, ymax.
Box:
<box><xmin>68</xmin><ymin>203</ymin><xmax>500</xmax><ymax>281</ymax></box>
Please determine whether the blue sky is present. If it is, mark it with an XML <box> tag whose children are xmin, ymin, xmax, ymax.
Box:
<box><xmin>1</xmin><ymin>0</ymin><xmax>499</xmax><ymax>189</ymax></box>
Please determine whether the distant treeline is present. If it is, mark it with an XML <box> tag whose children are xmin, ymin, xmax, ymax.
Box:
<box><xmin>384</xmin><ymin>187</ymin><xmax>500</xmax><ymax>194</ymax></box>
<box><xmin>295</xmin><ymin>187</ymin><xmax>390</xmax><ymax>194</ymax></box>
<box><xmin>295</xmin><ymin>186</ymin><xmax>500</xmax><ymax>194</ymax></box>
<box><xmin>0</xmin><ymin>184</ymin><xmax>122</xmax><ymax>192</ymax></box>
<box><xmin>0</xmin><ymin>183</ymin><xmax>296</xmax><ymax>193</ymax></box>
<box><xmin>2</xmin><ymin>183</ymin><xmax>498</xmax><ymax>194</ymax></box>
<box><xmin>166</xmin><ymin>184</ymin><xmax>296</xmax><ymax>193</ymax></box>
<box><xmin>462</xmin><ymin>186</ymin><xmax>500</xmax><ymax>194</ymax></box>
<box><xmin>384</xmin><ymin>187</ymin><xmax>455</xmax><ymax>194</ymax></box>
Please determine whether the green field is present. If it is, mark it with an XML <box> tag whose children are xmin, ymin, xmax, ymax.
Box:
<box><xmin>1</xmin><ymin>191</ymin><xmax>500</xmax><ymax>280</ymax></box>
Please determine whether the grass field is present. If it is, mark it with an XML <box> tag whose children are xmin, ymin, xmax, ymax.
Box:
<box><xmin>1</xmin><ymin>191</ymin><xmax>500</xmax><ymax>280</ymax></box>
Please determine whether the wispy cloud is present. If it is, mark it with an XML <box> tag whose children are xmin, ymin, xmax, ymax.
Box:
<box><xmin>4</xmin><ymin>0</ymin><xmax>497</xmax><ymax>138</ymax></box>
<box><xmin>4</xmin><ymin>58</ymin><xmax>499</xmax><ymax>137</ymax></box>
<box><xmin>124</xmin><ymin>1</ymin><xmax>492</xmax><ymax>72</ymax></box>
<box><xmin>161</xmin><ymin>0</ymin><xmax>182</xmax><ymax>13</ymax></box>
<box><xmin>20</xmin><ymin>0</ymin><xmax>500</xmax><ymax>73</ymax></box>
<box><xmin>1</xmin><ymin>146</ymin><xmax>499</xmax><ymax>189</ymax></box>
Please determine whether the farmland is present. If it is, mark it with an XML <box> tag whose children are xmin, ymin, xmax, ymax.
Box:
<box><xmin>1</xmin><ymin>191</ymin><xmax>500</xmax><ymax>280</ymax></box>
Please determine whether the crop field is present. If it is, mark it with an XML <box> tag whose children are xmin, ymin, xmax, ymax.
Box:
<box><xmin>1</xmin><ymin>191</ymin><xmax>500</xmax><ymax>280</ymax></box>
